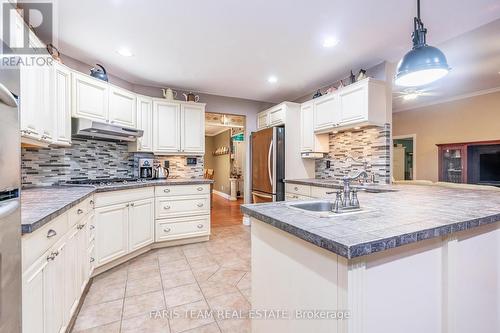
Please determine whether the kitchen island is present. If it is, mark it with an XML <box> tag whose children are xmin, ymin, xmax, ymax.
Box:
<box><xmin>241</xmin><ymin>183</ymin><xmax>500</xmax><ymax>333</ymax></box>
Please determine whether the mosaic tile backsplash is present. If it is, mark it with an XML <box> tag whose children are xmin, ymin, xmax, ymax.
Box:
<box><xmin>22</xmin><ymin>138</ymin><xmax>204</xmax><ymax>186</ymax></box>
<box><xmin>315</xmin><ymin>124</ymin><xmax>391</xmax><ymax>184</ymax></box>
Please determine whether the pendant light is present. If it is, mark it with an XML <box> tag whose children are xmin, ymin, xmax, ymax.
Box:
<box><xmin>395</xmin><ymin>0</ymin><xmax>450</xmax><ymax>87</ymax></box>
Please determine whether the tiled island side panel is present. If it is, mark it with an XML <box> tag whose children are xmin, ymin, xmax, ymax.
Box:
<box><xmin>22</xmin><ymin>138</ymin><xmax>204</xmax><ymax>186</ymax></box>
<box><xmin>315</xmin><ymin>124</ymin><xmax>391</xmax><ymax>184</ymax></box>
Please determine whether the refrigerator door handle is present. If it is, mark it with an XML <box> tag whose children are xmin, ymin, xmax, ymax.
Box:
<box><xmin>0</xmin><ymin>200</ymin><xmax>19</xmax><ymax>219</ymax></box>
<box><xmin>267</xmin><ymin>141</ymin><xmax>273</xmax><ymax>187</ymax></box>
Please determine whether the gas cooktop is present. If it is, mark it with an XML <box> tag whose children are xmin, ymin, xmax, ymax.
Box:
<box><xmin>65</xmin><ymin>176</ymin><xmax>181</xmax><ymax>187</ymax></box>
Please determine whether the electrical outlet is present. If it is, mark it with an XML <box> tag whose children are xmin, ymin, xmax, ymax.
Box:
<box><xmin>326</xmin><ymin>160</ymin><xmax>331</xmax><ymax>169</ymax></box>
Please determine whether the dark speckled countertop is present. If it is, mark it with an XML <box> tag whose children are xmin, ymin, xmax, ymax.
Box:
<box><xmin>21</xmin><ymin>178</ymin><xmax>213</xmax><ymax>234</ymax></box>
<box><xmin>242</xmin><ymin>184</ymin><xmax>500</xmax><ymax>259</ymax></box>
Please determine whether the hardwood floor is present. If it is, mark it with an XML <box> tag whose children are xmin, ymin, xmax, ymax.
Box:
<box><xmin>211</xmin><ymin>194</ymin><xmax>244</xmax><ymax>227</ymax></box>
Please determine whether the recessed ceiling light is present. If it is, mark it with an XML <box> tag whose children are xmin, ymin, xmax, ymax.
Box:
<box><xmin>323</xmin><ymin>37</ymin><xmax>339</xmax><ymax>48</ymax></box>
<box><xmin>268</xmin><ymin>76</ymin><xmax>278</xmax><ymax>84</ymax></box>
<box><xmin>117</xmin><ymin>48</ymin><xmax>133</xmax><ymax>57</ymax></box>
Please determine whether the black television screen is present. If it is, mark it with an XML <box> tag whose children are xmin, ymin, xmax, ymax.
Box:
<box><xmin>479</xmin><ymin>152</ymin><xmax>500</xmax><ymax>182</ymax></box>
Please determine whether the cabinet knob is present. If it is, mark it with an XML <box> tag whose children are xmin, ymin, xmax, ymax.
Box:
<box><xmin>163</xmin><ymin>227</ymin><xmax>171</xmax><ymax>233</ymax></box>
<box><xmin>47</xmin><ymin>229</ymin><xmax>57</xmax><ymax>238</ymax></box>
<box><xmin>163</xmin><ymin>205</ymin><xmax>171</xmax><ymax>210</ymax></box>
<box><xmin>125</xmin><ymin>203</ymin><xmax>130</xmax><ymax>207</ymax></box>
<box><xmin>90</xmin><ymin>257</ymin><xmax>95</xmax><ymax>263</ymax></box>
<box><xmin>90</xmin><ymin>225</ymin><xmax>95</xmax><ymax>230</ymax></box>
<box><xmin>77</xmin><ymin>208</ymin><xmax>84</xmax><ymax>214</ymax></box>
<box><xmin>197</xmin><ymin>224</ymin><xmax>203</xmax><ymax>229</ymax></box>
<box><xmin>197</xmin><ymin>203</ymin><xmax>204</xmax><ymax>208</ymax></box>
<box><xmin>197</xmin><ymin>187</ymin><xmax>203</xmax><ymax>191</ymax></box>
<box><xmin>294</xmin><ymin>187</ymin><xmax>299</xmax><ymax>191</ymax></box>
<box><xmin>163</xmin><ymin>189</ymin><xmax>171</xmax><ymax>193</ymax></box>
<box><xmin>130</xmin><ymin>202</ymin><xmax>135</xmax><ymax>207</ymax></box>
<box><xmin>90</xmin><ymin>200</ymin><xmax>94</xmax><ymax>206</ymax></box>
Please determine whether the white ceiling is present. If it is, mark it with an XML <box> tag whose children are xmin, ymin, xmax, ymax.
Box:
<box><xmin>49</xmin><ymin>0</ymin><xmax>500</xmax><ymax>103</ymax></box>
<box><xmin>393</xmin><ymin>19</ymin><xmax>500</xmax><ymax>111</ymax></box>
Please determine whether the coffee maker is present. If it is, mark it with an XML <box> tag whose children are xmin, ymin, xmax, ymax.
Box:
<box><xmin>139</xmin><ymin>158</ymin><xmax>153</xmax><ymax>178</ymax></box>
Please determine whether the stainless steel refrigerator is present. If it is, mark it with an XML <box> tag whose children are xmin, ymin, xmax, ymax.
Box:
<box><xmin>0</xmin><ymin>69</ymin><xmax>22</xmax><ymax>333</ymax></box>
<box><xmin>251</xmin><ymin>126</ymin><xmax>285</xmax><ymax>203</ymax></box>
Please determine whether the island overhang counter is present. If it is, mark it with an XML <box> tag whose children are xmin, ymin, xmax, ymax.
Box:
<box><xmin>241</xmin><ymin>184</ymin><xmax>500</xmax><ymax>333</ymax></box>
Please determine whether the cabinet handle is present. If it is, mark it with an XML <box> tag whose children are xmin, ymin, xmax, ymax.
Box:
<box><xmin>90</xmin><ymin>257</ymin><xmax>95</xmax><ymax>263</ymax></box>
<box><xmin>197</xmin><ymin>187</ymin><xmax>203</xmax><ymax>191</ymax></box>
<box><xmin>47</xmin><ymin>229</ymin><xmax>57</xmax><ymax>238</ymax></box>
<box><xmin>163</xmin><ymin>227</ymin><xmax>171</xmax><ymax>233</ymax></box>
<box><xmin>163</xmin><ymin>189</ymin><xmax>171</xmax><ymax>193</ymax></box>
<box><xmin>90</xmin><ymin>225</ymin><xmax>95</xmax><ymax>230</ymax></box>
<box><xmin>47</xmin><ymin>254</ymin><xmax>55</xmax><ymax>261</ymax></box>
<box><xmin>163</xmin><ymin>205</ymin><xmax>171</xmax><ymax>210</ymax></box>
<box><xmin>130</xmin><ymin>202</ymin><xmax>135</xmax><ymax>207</ymax></box>
<box><xmin>294</xmin><ymin>187</ymin><xmax>299</xmax><ymax>191</ymax></box>
<box><xmin>77</xmin><ymin>208</ymin><xmax>84</xmax><ymax>214</ymax></box>
<box><xmin>77</xmin><ymin>224</ymin><xmax>84</xmax><ymax>230</ymax></box>
<box><xmin>90</xmin><ymin>200</ymin><xmax>94</xmax><ymax>206</ymax></box>
<box><xmin>197</xmin><ymin>224</ymin><xmax>203</xmax><ymax>229</ymax></box>
<box><xmin>125</xmin><ymin>203</ymin><xmax>130</xmax><ymax>207</ymax></box>
<box><xmin>197</xmin><ymin>203</ymin><xmax>204</xmax><ymax>208</ymax></box>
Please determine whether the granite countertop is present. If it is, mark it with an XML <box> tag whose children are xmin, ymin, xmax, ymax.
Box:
<box><xmin>285</xmin><ymin>178</ymin><xmax>396</xmax><ymax>193</ymax></box>
<box><xmin>242</xmin><ymin>184</ymin><xmax>500</xmax><ymax>259</ymax></box>
<box><xmin>21</xmin><ymin>186</ymin><xmax>95</xmax><ymax>234</ymax></box>
<box><xmin>21</xmin><ymin>178</ymin><xmax>213</xmax><ymax>234</ymax></box>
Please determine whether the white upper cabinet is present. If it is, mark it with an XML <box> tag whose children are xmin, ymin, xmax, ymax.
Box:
<box><xmin>181</xmin><ymin>103</ymin><xmax>205</xmax><ymax>154</ymax></box>
<box><xmin>72</xmin><ymin>72</ymin><xmax>109</xmax><ymax>122</ymax></box>
<box><xmin>51</xmin><ymin>63</ymin><xmax>72</xmax><ymax>146</ymax></box>
<box><xmin>310</xmin><ymin>78</ymin><xmax>387</xmax><ymax>133</ymax></box>
<box><xmin>153</xmin><ymin>100</ymin><xmax>181</xmax><ymax>153</ymax></box>
<box><xmin>313</xmin><ymin>93</ymin><xmax>340</xmax><ymax>131</ymax></box>
<box><xmin>268</xmin><ymin>104</ymin><xmax>286</xmax><ymax>126</ymax></box>
<box><xmin>131</xmin><ymin>95</ymin><xmax>153</xmax><ymax>152</ymax></box>
<box><xmin>257</xmin><ymin>111</ymin><xmax>269</xmax><ymax>130</ymax></box>
<box><xmin>109</xmin><ymin>86</ymin><xmax>137</xmax><ymax>128</ymax></box>
<box><xmin>300</xmin><ymin>102</ymin><xmax>314</xmax><ymax>152</ymax></box>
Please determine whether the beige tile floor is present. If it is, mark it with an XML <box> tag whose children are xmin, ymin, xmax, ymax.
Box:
<box><xmin>72</xmin><ymin>225</ymin><xmax>252</xmax><ymax>333</ymax></box>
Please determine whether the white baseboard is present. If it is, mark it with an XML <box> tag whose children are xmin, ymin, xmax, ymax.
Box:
<box><xmin>213</xmin><ymin>190</ymin><xmax>236</xmax><ymax>200</ymax></box>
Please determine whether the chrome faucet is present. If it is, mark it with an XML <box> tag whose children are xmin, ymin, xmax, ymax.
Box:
<box><xmin>327</xmin><ymin>170</ymin><xmax>368</xmax><ymax>213</ymax></box>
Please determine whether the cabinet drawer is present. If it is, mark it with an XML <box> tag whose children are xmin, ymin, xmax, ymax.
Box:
<box><xmin>68</xmin><ymin>196</ymin><xmax>94</xmax><ymax>226</ymax></box>
<box><xmin>156</xmin><ymin>215</ymin><xmax>210</xmax><ymax>242</ymax></box>
<box><xmin>22</xmin><ymin>213</ymin><xmax>69</xmax><ymax>270</ymax></box>
<box><xmin>155</xmin><ymin>195</ymin><xmax>210</xmax><ymax>219</ymax></box>
<box><xmin>155</xmin><ymin>184</ymin><xmax>210</xmax><ymax>197</ymax></box>
<box><xmin>310</xmin><ymin>186</ymin><xmax>338</xmax><ymax>199</ymax></box>
<box><xmin>94</xmin><ymin>187</ymin><xmax>154</xmax><ymax>208</ymax></box>
<box><xmin>285</xmin><ymin>193</ymin><xmax>312</xmax><ymax>201</ymax></box>
<box><xmin>284</xmin><ymin>183</ymin><xmax>311</xmax><ymax>197</ymax></box>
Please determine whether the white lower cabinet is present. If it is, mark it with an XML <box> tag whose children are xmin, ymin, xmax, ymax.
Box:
<box><xmin>22</xmin><ymin>198</ymin><xmax>94</xmax><ymax>333</ymax></box>
<box><xmin>129</xmin><ymin>198</ymin><xmax>155</xmax><ymax>251</ymax></box>
<box><xmin>95</xmin><ymin>202</ymin><xmax>129</xmax><ymax>266</ymax></box>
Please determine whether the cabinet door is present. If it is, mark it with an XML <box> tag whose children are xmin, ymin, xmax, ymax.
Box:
<box><xmin>338</xmin><ymin>84</ymin><xmax>367</xmax><ymax>125</ymax></box>
<box><xmin>269</xmin><ymin>106</ymin><xmax>285</xmax><ymax>126</ymax></box>
<box><xmin>52</xmin><ymin>63</ymin><xmax>72</xmax><ymax>146</ymax></box>
<box><xmin>313</xmin><ymin>94</ymin><xmax>340</xmax><ymax>131</ymax></box>
<box><xmin>20</xmin><ymin>64</ymin><xmax>43</xmax><ymax>140</ymax></box>
<box><xmin>153</xmin><ymin>100</ymin><xmax>180</xmax><ymax>153</ymax></box>
<box><xmin>109</xmin><ymin>86</ymin><xmax>137</xmax><ymax>128</ymax></box>
<box><xmin>72</xmin><ymin>73</ymin><xmax>109</xmax><ymax>122</ymax></box>
<box><xmin>300</xmin><ymin>103</ymin><xmax>314</xmax><ymax>152</ymax></box>
<box><xmin>181</xmin><ymin>103</ymin><xmax>205</xmax><ymax>153</ymax></box>
<box><xmin>44</xmin><ymin>240</ymin><xmax>66</xmax><ymax>333</ymax></box>
<box><xmin>129</xmin><ymin>198</ymin><xmax>154</xmax><ymax>251</ymax></box>
<box><xmin>63</xmin><ymin>225</ymin><xmax>79</xmax><ymax>325</ymax></box>
<box><xmin>22</xmin><ymin>256</ymin><xmax>47</xmax><ymax>333</ymax></box>
<box><xmin>77</xmin><ymin>215</ymin><xmax>91</xmax><ymax>292</ymax></box>
<box><xmin>135</xmin><ymin>96</ymin><xmax>153</xmax><ymax>151</ymax></box>
<box><xmin>257</xmin><ymin>111</ymin><xmax>268</xmax><ymax>130</ymax></box>
<box><xmin>95</xmin><ymin>203</ymin><xmax>129</xmax><ymax>266</ymax></box>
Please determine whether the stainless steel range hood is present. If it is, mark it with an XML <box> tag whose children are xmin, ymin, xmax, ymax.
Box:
<box><xmin>72</xmin><ymin>118</ymin><xmax>143</xmax><ymax>142</ymax></box>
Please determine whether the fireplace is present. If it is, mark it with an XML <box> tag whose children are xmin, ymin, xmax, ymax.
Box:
<box><xmin>468</xmin><ymin>144</ymin><xmax>500</xmax><ymax>186</ymax></box>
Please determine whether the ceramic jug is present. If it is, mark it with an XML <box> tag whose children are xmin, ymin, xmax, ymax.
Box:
<box><xmin>162</xmin><ymin>88</ymin><xmax>177</xmax><ymax>100</ymax></box>
<box><xmin>183</xmin><ymin>92</ymin><xmax>200</xmax><ymax>102</ymax></box>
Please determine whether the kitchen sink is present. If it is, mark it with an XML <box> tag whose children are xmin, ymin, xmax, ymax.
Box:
<box><xmin>286</xmin><ymin>200</ymin><xmax>367</xmax><ymax>217</ymax></box>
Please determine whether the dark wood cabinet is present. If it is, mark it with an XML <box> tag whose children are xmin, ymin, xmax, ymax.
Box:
<box><xmin>437</xmin><ymin>144</ymin><xmax>468</xmax><ymax>183</ymax></box>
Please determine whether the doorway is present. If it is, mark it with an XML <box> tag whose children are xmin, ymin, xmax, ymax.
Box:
<box><xmin>204</xmin><ymin>113</ymin><xmax>246</xmax><ymax>227</ymax></box>
<box><xmin>393</xmin><ymin>135</ymin><xmax>416</xmax><ymax>181</ymax></box>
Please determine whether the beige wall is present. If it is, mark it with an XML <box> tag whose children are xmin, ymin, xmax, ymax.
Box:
<box><xmin>206</xmin><ymin>130</ymin><xmax>231</xmax><ymax>195</ymax></box>
<box><xmin>393</xmin><ymin>91</ymin><xmax>500</xmax><ymax>181</ymax></box>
